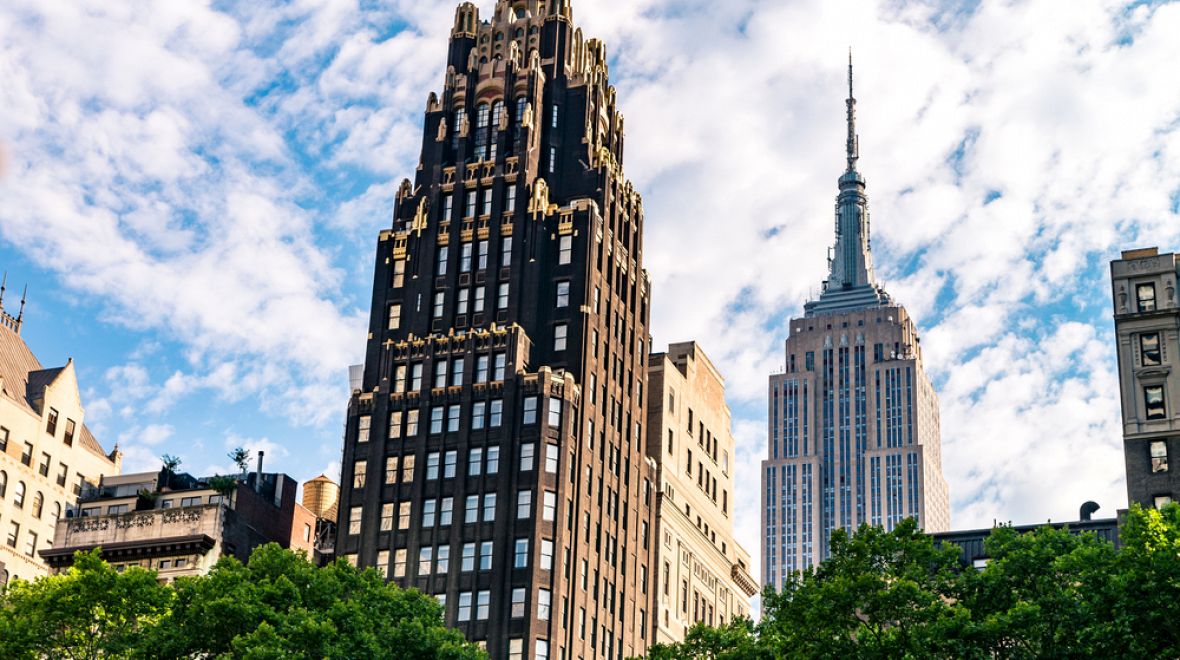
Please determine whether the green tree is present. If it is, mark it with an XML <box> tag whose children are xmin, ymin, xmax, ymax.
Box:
<box><xmin>0</xmin><ymin>549</ymin><xmax>173</xmax><ymax>660</ymax></box>
<box><xmin>142</xmin><ymin>543</ymin><xmax>485</xmax><ymax>659</ymax></box>
<box><xmin>645</xmin><ymin>617</ymin><xmax>771</xmax><ymax>660</ymax></box>
<box><xmin>1110</xmin><ymin>504</ymin><xmax>1180</xmax><ymax>658</ymax></box>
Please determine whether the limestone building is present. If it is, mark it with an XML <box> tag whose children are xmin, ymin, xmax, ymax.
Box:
<box><xmin>761</xmin><ymin>62</ymin><xmax>950</xmax><ymax>589</ymax></box>
<box><xmin>646</xmin><ymin>343</ymin><xmax>757</xmax><ymax>645</ymax></box>
<box><xmin>0</xmin><ymin>289</ymin><xmax>121</xmax><ymax>586</ymax></box>
<box><xmin>42</xmin><ymin>466</ymin><xmax>312</xmax><ymax>579</ymax></box>
<box><xmin>334</xmin><ymin>2</ymin><xmax>656</xmax><ymax>657</ymax></box>
<box><xmin>1110</xmin><ymin>247</ymin><xmax>1180</xmax><ymax>510</ymax></box>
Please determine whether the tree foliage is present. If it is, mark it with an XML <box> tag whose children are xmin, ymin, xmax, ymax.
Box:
<box><xmin>0</xmin><ymin>544</ymin><xmax>485</xmax><ymax>660</ymax></box>
<box><xmin>644</xmin><ymin>505</ymin><xmax>1180</xmax><ymax>660</ymax></box>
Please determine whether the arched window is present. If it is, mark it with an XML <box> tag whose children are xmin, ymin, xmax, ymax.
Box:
<box><xmin>515</xmin><ymin>28</ymin><xmax>525</xmax><ymax>39</ymax></box>
<box><xmin>489</xmin><ymin>100</ymin><xmax>505</xmax><ymax>161</ymax></box>
<box><xmin>14</xmin><ymin>481</ymin><xmax>25</xmax><ymax>508</ymax></box>
<box><xmin>0</xmin><ymin>470</ymin><xmax>6</xmax><ymax>498</ymax></box>
<box><xmin>52</xmin><ymin>502</ymin><xmax>62</xmax><ymax>523</ymax></box>
<box><xmin>452</xmin><ymin>107</ymin><xmax>465</xmax><ymax>149</ymax></box>
<box><xmin>495</xmin><ymin>32</ymin><xmax>505</xmax><ymax>42</ymax></box>
<box><xmin>474</xmin><ymin>103</ymin><xmax>492</xmax><ymax>161</ymax></box>
<box><xmin>32</xmin><ymin>492</ymin><xmax>43</xmax><ymax>519</ymax></box>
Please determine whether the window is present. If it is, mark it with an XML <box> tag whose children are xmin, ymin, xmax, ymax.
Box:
<box><xmin>469</xmin><ymin>448</ymin><xmax>483</xmax><ymax>477</ymax></box>
<box><xmin>352</xmin><ymin>460</ymin><xmax>367</xmax><ymax>489</ymax></box>
<box><xmin>549</xmin><ymin>146</ymin><xmax>557</xmax><ymax>174</ymax></box>
<box><xmin>437</xmin><ymin>246</ymin><xmax>449</xmax><ymax>277</ymax></box>
<box><xmin>423</xmin><ymin>499</ymin><xmax>437</xmax><ymax>527</ymax></box>
<box><xmin>542</xmin><ymin>491</ymin><xmax>557</xmax><ymax>521</ymax></box>
<box><xmin>31</xmin><ymin>492</ymin><xmax>43</xmax><ymax>519</ymax></box>
<box><xmin>460</xmin><ymin>242</ymin><xmax>473</xmax><ymax>273</ymax></box>
<box><xmin>1146</xmin><ymin>385</ymin><xmax>1167</xmax><ymax>420</ymax></box>
<box><xmin>14</xmin><ymin>481</ymin><xmax>26</xmax><ymax>508</ymax></box>
<box><xmin>497</xmin><ymin>283</ymin><xmax>509</xmax><ymax>310</ymax></box>
<box><xmin>551</xmin><ymin>104</ymin><xmax>559</xmax><ymax>129</ymax></box>
<box><xmin>511</xmin><ymin>588</ymin><xmax>526</xmax><ymax>617</ymax></box>
<box><xmin>1152</xmin><ymin>441</ymin><xmax>1169</xmax><ymax>473</ymax></box>
<box><xmin>0</xmin><ymin>427</ymin><xmax>7</xmax><ymax>451</ymax></box>
<box><xmin>476</xmin><ymin>590</ymin><xmax>490</xmax><ymax>620</ymax></box>
<box><xmin>1138</xmin><ymin>283</ymin><xmax>1157</xmax><ymax>312</ymax></box>
<box><xmin>377</xmin><ymin>550</ymin><xmax>391</xmax><ymax>578</ymax></box>
<box><xmin>538</xmin><ymin>588</ymin><xmax>551</xmax><ymax>621</ymax></box>
<box><xmin>536</xmin><ymin>639</ymin><xmax>549</xmax><ymax>660</ymax></box>
<box><xmin>482</xmin><ymin>190</ymin><xmax>493</xmax><ymax>216</ymax></box>
<box><xmin>410</xmin><ymin>363</ymin><xmax>423</xmax><ymax>390</ymax></box>
<box><xmin>405</xmin><ymin>409</ymin><xmax>419</xmax><ymax>436</ymax></box>
<box><xmin>477</xmin><ymin>240</ymin><xmax>489</xmax><ymax>270</ymax></box>
<box><xmin>554</xmin><ymin>323</ymin><xmax>567</xmax><ymax>351</ymax></box>
<box><xmin>472</xmin><ymin>401</ymin><xmax>486</xmax><ymax>430</ymax></box>
<box><xmin>349</xmin><ymin>507</ymin><xmax>362</xmax><ymax>535</ymax></box>
<box><xmin>388</xmin><ymin>304</ymin><xmax>402</xmax><ymax>330</ymax></box>
<box><xmin>490</xmin><ymin>400</ymin><xmax>504</xmax><ymax>427</ymax></box>
<box><xmin>63</xmin><ymin>419</ymin><xmax>75</xmax><ymax>446</ymax></box>
<box><xmin>392</xmin><ymin>260</ymin><xmax>406</xmax><ymax>288</ymax></box>
<box><xmin>476</xmin><ymin>356</ymin><xmax>490</xmax><ymax>382</ymax></box>
<box><xmin>523</xmin><ymin>397</ymin><xmax>538</xmax><ymax>424</ymax></box>
<box><xmin>462</xmin><ymin>543</ymin><xmax>476</xmax><ymax>571</ymax></box>
<box><xmin>447</xmin><ymin>405</ymin><xmax>461</xmax><ymax>433</ymax></box>
<box><xmin>399</xmin><ymin>502</ymin><xmax>411</xmax><ymax>529</ymax></box>
<box><xmin>1155</xmin><ymin>495</ymin><xmax>1173</xmax><ymax>510</ymax></box>
<box><xmin>443</xmin><ymin>194</ymin><xmax>454</xmax><ymax>222</ymax></box>
<box><xmin>385</xmin><ymin>413</ymin><xmax>402</xmax><ymax>442</ymax></box>
<box><xmin>38</xmin><ymin>452</ymin><xmax>49</xmax><ymax>477</ymax></box>
<box><xmin>509</xmin><ymin>640</ymin><xmax>524</xmax><ymax>660</ymax></box>
<box><xmin>520</xmin><ymin>443</ymin><xmax>535</xmax><ymax>471</ymax></box>
<box><xmin>6</xmin><ymin>521</ymin><xmax>18</xmax><ymax>548</ymax></box>
<box><xmin>437</xmin><ymin>545</ymin><xmax>450</xmax><ymax>573</ymax></box>
<box><xmin>558</xmin><ymin>235</ymin><xmax>572</xmax><ymax>265</ymax></box>
<box><xmin>47</xmin><ymin>408</ymin><xmax>58</xmax><ymax>436</ymax></box>
<box><xmin>517</xmin><ymin>490</ymin><xmax>532</xmax><ymax>519</ymax></box>
<box><xmin>1142</xmin><ymin>333</ymin><xmax>1163</xmax><ymax>366</ymax></box>
<box><xmin>457</xmin><ymin>593</ymin><xmax>473</xmax><ymax>622</ymax></box>
<box><xmin>418</xmin><ymin>547</ymin><xmax>433</xmax><ymax>575</ymax></box>
<box><xmin>540</xmin><ymin>539</ymin><xmax>554</xmax><ymax>571</ymax></box>
<box><xmin>433</xmin><ymin>291</ymin><xmax>445</xmax><ymax>318</ymax></box>
<box><xmin>466</xmin><ymin>495</ymin><xmax>479</xmax><ymax>524</ymax></box>
<box><xmin>494</xmin><ymin>353</ymin><xmax>507</xmax><ymax>381</ymax></box>
<box><xmin>501</xmin><ymin>236</ymin><xmax>513</xmax><ymax>267</ymax></box>
<box><xmin>457</xmin><ymin>288</ymin><xmax>470</xmax><ymax>315</ymax></box>
<box><xmin>479</xmin><ymin>542</ymin><xmax>493</xmax><ymax>571</ymax></box>
<box><xmin>545</xmin><ymin>444</ymin><xmax>559</xmax><ymax>473</ymax></box>
<box><xmin>515</xmin><ymin>538</ymin><xmax>529</xmax><ymax>568</ymax></box>
<box><xmin>394</xmin><ymin>549</ymin><xmax>407</xmax><ymax>578</ymax></box>
<box><xmin>427</xmin><ymin>452</ymin><xmax>440</xmax><ymax>479</ymax></box>
<box><xmin>483</xmin><ymin>493</ymin><xmax>497</xmax><ymax>522</ymax></box>
<box><xmin>440</xmin><ymin>497</ymin><xmax>453</xmax><ymax>526</ymax></box>
<box><xmin>430</xmin><ymin>408</ymin><xmax>444</xmax><ymax>435</ymax></box>
<box><xmin>394</xmin><ymin>366</ymin><xmax>407</xmax><ymax>393</ymax></box>
<box><xmin>434</xmin><ymin>361</ymin><xmax>448</xmax><ymax>388</ymax></box>
<box><xmin>21</xmin><ymin>442</ymin><xmax>33</xmax><ymax>466</ymax></box>
<box><xmin>505</xmin><ymin>185</ymin><xmax>517</xmax><ymax>214</ymax></box>
<box><xmin>401</xmin><ymin>454</ymin><xmax>415</xmax><ymax>482</ymax></box>
<box><xmin>179</xmin><ymin>496</ymin><xmax>201</xmax><ymax>507</ymax></box>
<box><xmin>548</xmin><ymin>397</ymin><xmax>562</xmax><ymax>428</ymax></box>
<box><xmin>556</xmin><ymin>281</ymin><xmax>570</xmax><ymax>307</ymax></box>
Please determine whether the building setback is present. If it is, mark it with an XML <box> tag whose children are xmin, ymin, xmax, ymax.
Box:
<box><xmin>1111</xmin><ymin>248</ymin><xmax>1180</xmax><ymax>510</ymax></box>
<box><xmin>761</xmin><ymin>61</ymin><xmax>950</xmax><ymax>589</ymax></box>
<box><xmin>0</xmin><ymin>289</ymin><xmax>121</xmax><ymax>586</ymax></box>
<box><xmin>334</xmin><ymin>1</ymin><xmax>655</xmax><ymax>658</ymax></box>
<box><xmin>646</xmin><ymin>343</ymin><xmax>757</xmax><ymax>645</ymax></box>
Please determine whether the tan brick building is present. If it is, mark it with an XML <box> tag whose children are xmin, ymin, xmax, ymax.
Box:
<box><xmin>0</xmin><ymin>292</ymin><xmax>121</xmax><ymax>585</ymax></box>
<box><xmin>647</xmin><ymin>343</ymin><xmax>757</xmax><ymax>644</ymax></box>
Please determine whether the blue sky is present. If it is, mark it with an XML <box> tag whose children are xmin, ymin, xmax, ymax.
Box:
<box><xmin>2</xmin><ymin>0</ymin><xmax>1180</xmax><ymax>582</ymax></box>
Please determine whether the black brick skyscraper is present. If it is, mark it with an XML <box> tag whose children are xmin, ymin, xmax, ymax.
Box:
<box><xmin>336</xmin><ymin>2</ymin><xmax>655</xmax><ymax>658</ymax></box>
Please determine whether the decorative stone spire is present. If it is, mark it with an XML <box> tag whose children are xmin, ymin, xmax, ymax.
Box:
<box><xmin>804</xmin><ymin>54</ymin><xmax>892</xmax><ymax>317</ymax></box>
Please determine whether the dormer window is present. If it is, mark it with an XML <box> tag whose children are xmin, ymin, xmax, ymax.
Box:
<box><xmin>1138</xmin><ymin>283</ymin><xmax>1157</xmax><ymax>312</ymax></box>
<box><xmin>46</xmin><ymin>409</ymin><xmax>58</xmax><ymax>437</ymax></box>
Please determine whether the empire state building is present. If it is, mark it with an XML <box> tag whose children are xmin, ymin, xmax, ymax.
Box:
<box><xmin>761</xmin><ymin>62</ymin><xmax>950</xmax><ymax>588</ymax></box>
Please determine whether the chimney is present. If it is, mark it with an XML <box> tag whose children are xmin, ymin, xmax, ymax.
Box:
<box><xmin>1080</xmin><ymin>501</ymin><xmax>1100</xmax><ymax>522</ymax></box>
<box><xmin>256</xmin><ymin>451</ymin><xmax>265</xmax><ymax>493</ymax></box>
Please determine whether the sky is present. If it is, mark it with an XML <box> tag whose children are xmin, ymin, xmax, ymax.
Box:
<box><xmin>2</xmin><ymin>0</ymin><xmax>1180</xmax><ymax>591</ymax></box>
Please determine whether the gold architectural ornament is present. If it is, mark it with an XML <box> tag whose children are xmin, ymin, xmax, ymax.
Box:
<box><xmin>411</xmin><ymin>198</ymin><xmax>429</xmax><ymax>236</ymax></box>
<box><xmin>522</xmin><ymin>101</ymin><xmax>534</xmax><ymax>129</ymax></box>
<box><xmin>509</xmin><ymin>39</ymin><xmax>522</xmax><ymax>69</ymax></box>
<box><xmin>528</xmin><ymin>178</ymin><xmax>556</xmax><ymax>217</ymax></box>
<box><xmin>437</xmin><ymin>117</ymin><xmax>448</xmax><ymax>142</ymax></box>
<box><xmin>396</xmin><ymin>178</ymin><xmax>413</xmax><ymax>204</ymax></box>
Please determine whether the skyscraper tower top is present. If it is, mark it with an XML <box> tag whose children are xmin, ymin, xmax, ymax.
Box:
<box><xmin>805</xmin><ymin>56</ymin><xmax>893</xmax><ymax>317</ymax></box>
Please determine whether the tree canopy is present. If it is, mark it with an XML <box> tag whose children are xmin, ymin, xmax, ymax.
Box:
<box><xmin>644</xmin><ymin>505</ymin><xmax>1180</xmax><ymax>660</ymax></box>
<box><xmin>0</xmin><ymin>545</ymin><xmax>486</xmax><ymax>660</ymax></box>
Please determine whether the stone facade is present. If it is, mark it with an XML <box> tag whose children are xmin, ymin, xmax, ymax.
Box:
<box><xmin>334</xmin><ymin>1</ymin><xmax>656</xmax><ymax>658</ymax></box>
<box><xmin>761</xmin><ymin>61</ymin><xmax>950</xmax><ymax>590</ymax></box>
<box><xmin>0</xmin><ymin>295</ymin><xmax>121</xmax><ymax>586</ymax></box>
<box><xmin>646</xmin><ymin>343</ymin><xmax>756</xmax><ymax>646</ymax></box>
<box><xmin>1111</xmin><ymin>247</ymin><xmax>1180</xmax><ymax>510</ymax></box>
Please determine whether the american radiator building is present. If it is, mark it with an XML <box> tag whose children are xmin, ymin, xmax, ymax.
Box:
<box><xmin>335</xmin><ymin>2</ymin><xmax>655</xmax><ymax>658</ymax></box>
<box><xmin>761</xmin><ymin>64</ymin><xmax>950</xmax><ymax>588</ymax></box>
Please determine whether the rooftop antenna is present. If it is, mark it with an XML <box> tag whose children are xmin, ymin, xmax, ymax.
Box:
<box><xmin>17</xmin><ymin>284</ymin><xmax>26</xmax><ymax>331</ymax></box>
<box><xmin>846</xmin><ymin>48</ymin><xmax>859</xmax><ymax>173</ymax></box>
<box><xmin>0</xmin><ymin>272</ymin><xmax>6</xmax><ymax>307</ymax></box>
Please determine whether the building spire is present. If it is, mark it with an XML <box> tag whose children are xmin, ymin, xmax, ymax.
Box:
<box><xmin>846</xmin><ymin>49</ymin><xmax>859</xmax><ymax>173</ymax></box>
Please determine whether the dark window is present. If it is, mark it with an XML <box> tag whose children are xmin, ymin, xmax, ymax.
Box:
<box><xmin>1141</xmin><ymin>333</ymin><xmax>1162</xmax><ymax>366</ymax></box>
<box><xmin>46</xmin><ymin>408</ymin><xmax>58</xmax><ymax>436</ymax></box>
<box><xmin>1151</xmin><ymin>441</ymin><xmax>1169</xmax><ymax>473</ymax></box>
<box><xmin>1138</xmin><ymin>283</ymin><xmax>1157</xmax><ymax>312</ymax></box>
<box><xmin>21</xmin><ymin>442</ymin><xmax>32</xmax><ymax>467</ymax></box>
<box><xmin>0</xmin><ymin>426</ymin><xmax>8</xmax><ymax>451</ymax></box>
<box><xmin>805</xmin><ymin>351</ymin><xmax>815</xmax><ymax>371</ymax></box>
<box><xmin>1145</xmin><ymin>385</ymin><xmax>1167</xmax><ymax>420</ymax></box>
